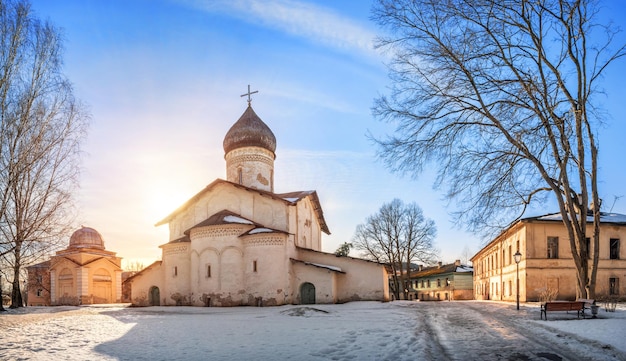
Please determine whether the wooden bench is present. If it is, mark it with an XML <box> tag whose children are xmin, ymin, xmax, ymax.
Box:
<box><xmin>540</xmin><ymin>301</ymin><xmax>585</xmax><ymax>320</ymax></box>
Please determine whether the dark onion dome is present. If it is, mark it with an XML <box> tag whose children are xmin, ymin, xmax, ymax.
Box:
<box><xmin>223</xmin><ymin>105</ymin><xmax>276</xmax><ymax>155</ymax></box>
<box><xmin>69</xmin><ymin>226</ymin><xmax>105</xmax><ymax>249</ymax></box>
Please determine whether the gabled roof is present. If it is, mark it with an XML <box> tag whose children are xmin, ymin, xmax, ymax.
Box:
<box><xmin>26</xmin><ymin>260</ymin><xmax>51</xmax><ymax>269</ymax></box>
<box><xmin>410</xmin><ymin>263</ymin><xmax>473</xmax><ymax>278</ymax></box>
<box><xmin>154</xmin><ymin>179</ymin><xmax>330</xmax><ymax>234</ymax></box>
<box><xmin>184</xmin><ymin>210</ymin><xmax>257</xmax><ymax>236</ymax></box>
<box><xmin>277</xmin><ymin>190</ymin><xmax>329</xmax><ymax>234</ymax></box>
<box><xmin>123</xmin><ymin>260</ymin><xmax>162</xmax><ymax>283</ymax></box>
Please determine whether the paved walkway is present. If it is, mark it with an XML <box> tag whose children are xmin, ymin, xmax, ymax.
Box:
<box><xmin>403</xmin><ymin>301</ymin><xmax>623</xmax><ymax>361</ymax></box>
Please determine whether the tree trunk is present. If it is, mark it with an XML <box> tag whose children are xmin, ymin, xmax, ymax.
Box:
<box><xmin>10</xmin><ymin>261</ymin><xmax>23</xmax><ymax>308</ymax></box>
<box><xmin>10</xmin><ymin>241</ymin><xmax>23</xmax><ymax>308</ymax></box>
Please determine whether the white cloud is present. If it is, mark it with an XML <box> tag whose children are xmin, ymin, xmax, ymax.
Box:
<box><xmin>180</xmin><ymin>0</ymin><xmax>378</xmax><ymax>58</ymax></box>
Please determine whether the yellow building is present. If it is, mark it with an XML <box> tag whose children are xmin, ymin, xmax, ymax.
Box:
<box><xmin>471</xmin><ymin>212</ymin><xmax>626</xmax><ymax>302</ymax></box>
<box><xmin>27</xmin><ymin>227</ymin><xmax>123</xmax><ymax>306</ymax></box>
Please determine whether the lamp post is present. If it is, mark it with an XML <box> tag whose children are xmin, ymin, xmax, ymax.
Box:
<box><xmin>447</xmin><ymin>279</ymin><xmax>451</xmax><ymax>302</ymax></box>
<box><xmin>514</xmin><ymin>250</ymin><xmax>522</xmax><ymax>310</ymax></box>
<box><xmin>0</xmin><ymin>275</ymin><xmax>4</xmax><ymax>312</ymax></box>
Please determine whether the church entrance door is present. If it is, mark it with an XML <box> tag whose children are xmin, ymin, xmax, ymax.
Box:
<box><xmin>300</xmin><ymin>282</ymin><xmax>315</xmax><ymax>304</ymax></box>
<box><xmin>149</xmin><ymin>286</ymin><xmax>160</xmax><ymax>306</ymax></box>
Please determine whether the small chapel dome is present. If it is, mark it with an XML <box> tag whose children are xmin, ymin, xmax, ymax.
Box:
<box><xmin>223</xmin><ymin>105</ymin><xmax>276</xmax><ymax>155</ymax></box>
<box><xmin>69</xmin><ymin>226</ymin><xmax>105</xmax><ymax>249</ymax></box>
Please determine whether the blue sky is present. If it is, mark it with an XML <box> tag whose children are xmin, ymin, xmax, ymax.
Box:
<box><xmin>28</xmin><ymin>0</ymin><xmax>626</xmax><ymax>268</ymax></box>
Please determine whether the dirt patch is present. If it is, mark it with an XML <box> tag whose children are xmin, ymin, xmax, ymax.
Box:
<box><xmin>280</xmin><ymin>307</ymin><xmax>329</xmax><ymax>317</ymax></box>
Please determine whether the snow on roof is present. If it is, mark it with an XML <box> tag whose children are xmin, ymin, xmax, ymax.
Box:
<box><xmin>309</xmin><ymin>262</ymin><xmax>342</xmax><ymax>272</ymax></box>
<box><xmin>529</xmin><ymin>212</ymin><xmax>626</xmax><ymax>224</ymax></box>
<box><xmin>248</xmin><ymin>228</ymin><xmax>274</xmax><ymax>234</ymax></box>
<box><xmin>282</xmin><ymin>197</ymin><xmax>300</xmax><ymax>202</ymax></box>
<box><xmin>224</xmin><ymin>215</ymin><xmax>254</xmax><ymax>225</ymax></box>
<box><xmin>455</xmin><ymin>265</ymin><xmax>473</xmax><ymax>273</ymax></box>
<box><xmin>290</xmin><ymin>258</ymin><xmax>345</xmax><ymax>273</ymax></box>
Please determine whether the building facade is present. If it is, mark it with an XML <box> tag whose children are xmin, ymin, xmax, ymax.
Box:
<box><xmin>408</xmin><ymin>260</ymin><xmax>473</xmax><ymax>301</ymax></box>
<box><xmin>26</xmin><ymin>227</ymin><xmax>123</xmax><ymax>306</ymax></box>
<box><xmin>471</xmin><ymin>213</ymin><xmax>626</xmax><ymax>302</ymax></box>
<box><xmin>125</xmin><ymin>102</ymin><xmax>389</xmax><ymax>306</ymax></box>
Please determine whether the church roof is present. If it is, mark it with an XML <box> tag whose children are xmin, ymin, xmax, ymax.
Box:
<box><xmin>184</xmin><ymin>210</ymin><xmax>257</xmax><ymax>235</ymax></box>
<box><xmin>223</xmin><ymin>105</ymin><xmax>276</xmax><ymax>155</ymax></box>
<box><xmin>69</xmin><ymin>226</ymin><xmax>105</xmax><ymax>250</ymax></box>
<box><xmin>290</xmin><ymin>258</ymin><xmax>346</xmax><ymax>273</ymax></box>
<box><xmin>155</xmin><ymin>179</ymin><xmax>330</xmax><ymax>234</ymax></box>
<box><xmin>240</xmin><ymin>226</ymin><xmax>289</xmax><ymax>237</ymax></box>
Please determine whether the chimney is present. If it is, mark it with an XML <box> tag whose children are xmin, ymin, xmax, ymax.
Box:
<box><xmin>437</xmin><ymin>261</ymin><xmax>442</xmax><ymax>268</ymax></box>
<box><xmin>454</xmin><ymin>259</ymin><xmax>461</xmax><ymax>266</ymax></box>
<box><xmin>418</xmin><ymin>265</ymin><xmax>423</xmax><ymax>271</ymax></box>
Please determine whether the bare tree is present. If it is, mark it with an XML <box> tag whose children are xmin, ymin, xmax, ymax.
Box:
<box><xmin>459</xmin><ymin>245</ymin><xmax>472</xmax><ymax>266</ymax></box>
<box><xmin>123</xmin><ymin>260</ymin><xmax>146</xmax><ymax>272</ymax></box>
<box><xmin>371</xmin><ymin>0</ymin><xmax>625</xmax><ymax>299</ymax></box>
<box><xmin>353</xmin><ymin>199</ymin><xmax>437</xmax><ymax>300</ymax></box>
<box><xmin>0</xmin><ymin>0</ymin><xmax>88</xmax><ymax>308</ymax></box>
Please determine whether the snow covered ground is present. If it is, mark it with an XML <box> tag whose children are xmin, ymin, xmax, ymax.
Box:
<box><xmin>0</xmin><ymin>301</ymin><xmax>624</xmax><ymax>360</ymax></box>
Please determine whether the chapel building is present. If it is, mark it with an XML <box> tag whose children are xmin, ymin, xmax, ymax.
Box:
<box><xmin>126</xmin><ymin>100</ymin><xmax>389</xmax><ymax>306</ymax></box>
<box><xmin>26</xmin><ymin>227</ymin><xmax>123</xmax><ymax>306</ymax></box>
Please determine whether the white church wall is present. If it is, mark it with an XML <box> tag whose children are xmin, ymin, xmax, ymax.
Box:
<box><xmin>128</xmin><ymin>262</ymin><xmax>164</xmax><ymax>306</ymax></box>
<box><xmin>189</xmin><ymin>225</ymin><xmax>246</xmax><ymax>306</ymax></box>
<box><xmin>161</xmin><ymin>242</ymin><xmax>192</xmax><ymax>305</ymax></box>
<box><xmin>190</xmin><ymin>247</ymin><xmax>219</xmax><ymax>306</ymax></box>
<box><xmin>242</xmin><ymin>234</ymin><xmax>289</xmax><ymax>306</ymax></box>
<box><xmin>297</xmin><ymin>249</ymin><xmax>390</xmax><ymax>303</ymax></box>
<box><xmin>291</xmin><ymin>262</ymin><xmax>338</xmax><ymax>304</ymax></box>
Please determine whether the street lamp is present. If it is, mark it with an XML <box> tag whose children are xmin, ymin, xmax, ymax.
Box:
<box><xmin>514</xmin><ymin>250</ymin><xmax>522</xmax><ymax>310</ymax></box>
<box><xmin>447</xmin><ymin>279</ymin><xmax>451</xmax><ymax>302</ymax></box>
<box><xmin>0</xmin><ymin>275</ymin><xmax>4</xmax><ymax>312</ymax></box>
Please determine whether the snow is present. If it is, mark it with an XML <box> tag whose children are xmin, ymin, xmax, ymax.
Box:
<box><xmin>223</xmin><ymin>215</ymin><xmax>253</xmax><ymax>224</ymax></box>
<box><xmin>282</xmin><ymin>197</ymin><xmax>300</xmax><ymax>203</ymax></box>
<box><xmin>0</xmin><ymin>301</ymin><xmax>624</xmax><ymax>360</ymax></box>
<box><xmin>535</xmin><ymin>212</ymin><xmax>626</xmax><ymax>224</ymax></box>
<box><xmin>308</xmin><ymin>262</ymin><xmax>343</xmax><ymax>272</ymax></box>
<box><xmin>455</xmin><ymin>265</ymin><xmax>473</xmax><ymax>272</ymax></box>
<box><xmin>248</xmin><ymin>227</ymin><xmax>274</xmax><ymax>234</ymax></box>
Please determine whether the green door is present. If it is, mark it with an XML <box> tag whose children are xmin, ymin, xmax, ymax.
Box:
<box><xmin>300</xmin><ymin>282</ymin><xmax>315</xmax><ymax>304</ymax></box>
<box><xmin>149</xmin><ymin>286</ymin><xmax>160</xmax><ymax>306</ymax></box>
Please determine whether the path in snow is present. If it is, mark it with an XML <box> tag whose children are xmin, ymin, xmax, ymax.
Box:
<box><xmin>402</xmin><ymin>301</ymin><xmax>624</xmax><ymax>361</ymax></box>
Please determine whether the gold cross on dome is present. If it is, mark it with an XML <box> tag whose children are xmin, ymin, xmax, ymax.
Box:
<box><xmin>240</xmin><ymin>84</ymin><xmax>258</xmax><ymax>105</ymax></box>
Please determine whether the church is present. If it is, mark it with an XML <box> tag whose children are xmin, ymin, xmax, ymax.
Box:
<box><xmin>27</xmin><ymin>226</ymin><xmax>123</xmax><ymax>306</ymax></box>
<box><xmin>126</xmin><ymin>92</ymin><xmax>389</xmax><ymax>306</ymax></box>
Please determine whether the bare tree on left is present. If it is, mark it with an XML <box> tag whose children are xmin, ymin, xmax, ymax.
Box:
<box><xmin>0</xmin><ymin>0</ymin><xmax>88</xmax><ymax>308</ymax></box>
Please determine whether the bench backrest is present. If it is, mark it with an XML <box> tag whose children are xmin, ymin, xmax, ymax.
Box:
<box><xmin>544</xmin><ymin>301</ymin><xmax>584</xmax><ymax>311</ymax></box>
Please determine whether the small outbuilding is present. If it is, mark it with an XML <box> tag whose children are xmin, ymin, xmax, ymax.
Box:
<box><xmin>27</xmin><ymin>227</ymin><xmax>123</xmax><ymax>306</ymax></box>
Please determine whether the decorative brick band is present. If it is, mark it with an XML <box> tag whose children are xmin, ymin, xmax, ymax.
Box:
<box><xmin>243</xmin><ymin>236</ymin><xmax>285</xmax><ymax>247</ymax></box>
<box><xmin>190</xmin><ymin>226</ymin><xmax>246</xmax><ymax>239</ymax></box>
<box><xmin>164</xmin><ymin>245</ymin><xmax>189</xmax><ymax>255</ymax></box>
